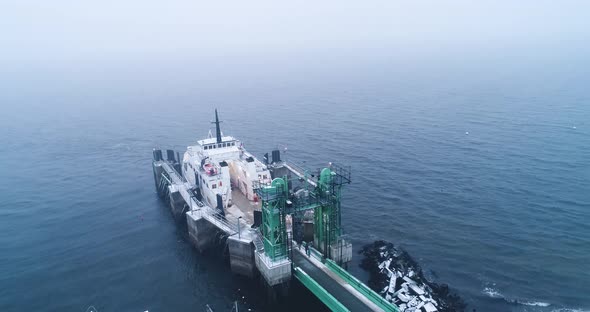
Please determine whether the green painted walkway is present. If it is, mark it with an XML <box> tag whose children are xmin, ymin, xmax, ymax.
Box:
<box><xmin>292</xmin><ymin>251</ymin><xmax>379</xmax><ymax>312</ymax></box>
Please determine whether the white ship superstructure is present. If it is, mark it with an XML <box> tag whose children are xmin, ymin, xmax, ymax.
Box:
<box><xmin>182</xmin><ymin>110</ymin><xmax>271</xmax><ymax>217</ymax></box>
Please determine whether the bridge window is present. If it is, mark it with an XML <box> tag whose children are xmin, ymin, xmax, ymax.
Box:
<box><xmin>212</xmin><ymin>183</ymin><xmax>217</xmax><ymax>189</ymax></box>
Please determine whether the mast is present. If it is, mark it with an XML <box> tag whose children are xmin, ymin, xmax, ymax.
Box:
<box><xmin>213</xmin><ymin>109</ymin><xmax>222</xmax><ymax>143</ymax></box>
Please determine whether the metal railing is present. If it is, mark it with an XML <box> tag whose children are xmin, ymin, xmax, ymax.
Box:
<box><xmin>293</xmin><ymin>267</ymin><xmax>349</xmax><ymax>312</ymax></box>
<box><xmin>158</xmin><ymin>161</ymin><xmax>184</xmax><ymax>183</ymax></box>
<box><xmin>189</xmin><ymin>205</ymin><xmax>240</xmax><ymax>235</ymax></box>
<box><xmin>325</xmin><ymin>259</ymin><xmax>399</xmax><ymax>312</ymax></box>
<box><xmin>284</xmin><ymin>162</ymin><xmax>318</xmax><ymax>186</ymax></box>
<box><xmin>253</xmin><ymin>230</ymin><xmax>265</xmax><ymax>252</ymax></box>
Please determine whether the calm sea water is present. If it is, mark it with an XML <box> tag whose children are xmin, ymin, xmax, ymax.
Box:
<box><xmin>1</xmin><ymin>53</ymin><xmax>589</xmax><ymax>312</ymax></box>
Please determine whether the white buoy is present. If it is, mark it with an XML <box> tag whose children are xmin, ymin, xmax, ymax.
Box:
<box><xmin>465</xmin><ymin>131</ymin><xmax>469</xmax><ymax>135</ymax></box>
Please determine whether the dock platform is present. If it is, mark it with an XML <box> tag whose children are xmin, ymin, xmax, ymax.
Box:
<box><xmin>292</xmin><ymin>246</ymin><xmax>382</xmax><ymax>311</ymax></box>
<box><xmin>153</xmin><ymin>148</ymin><xmax>399</xmax><ymax>312</ymax></box>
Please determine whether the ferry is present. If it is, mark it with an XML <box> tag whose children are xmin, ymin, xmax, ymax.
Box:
<box><xmin>181</xmin><ymin>110</ymin><xmax>271</xmax><ymax>221</ymax></box>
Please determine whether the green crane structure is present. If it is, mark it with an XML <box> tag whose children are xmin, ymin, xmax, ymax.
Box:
<box><xmin>253</xmin><ymin>163</ymin><xmax>399</xmax><ymax>312</ymax></box>
<box><xmin>255</xmin><ymin>163</ymin><xmax>351</xmax><ymax>264</ymax></box>
<box><xmin>257</xmin><ymin>177</ymin><xmax>289</xmax><ymax>261</ymax></box>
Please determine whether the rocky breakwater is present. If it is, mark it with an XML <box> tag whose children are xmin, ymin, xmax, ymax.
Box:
<box><xmin>359</xmin><ymin>241</ymin><xmax>466</xmax><ymax>312</ymax></box>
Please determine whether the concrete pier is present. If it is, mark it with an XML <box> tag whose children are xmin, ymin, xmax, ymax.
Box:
<box><xmin>328</xmin><ymin>240</ymin><xmax>353</xmax><ymax>267</ymax></box>
<box><xmin>227</xmin><ymin>236</ymin><xmax>257</xmax><ymax>278</ymax></box>
<box><xmin>186</xmin><ymin>211</ymin><xmax>221</xmax><ymax>252</ymax></box>
<box><xmin>168</xmin><ymin>189</ymin><xmax>185</xmax><ymax>220</ymax></box>
<box><xmin>255</xmin><ymin>251</ymin><xmax>292</xmax><ymax>286</ymax></box>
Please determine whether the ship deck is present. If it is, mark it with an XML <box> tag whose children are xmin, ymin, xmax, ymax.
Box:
<box><xmin>224</xmin><ymin>188</ymin><xmax>260</xmax><ymax>226</ymax></box>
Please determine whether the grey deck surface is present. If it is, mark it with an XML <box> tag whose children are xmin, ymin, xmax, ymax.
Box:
<box><xmin>292</xmin><ymin>251</ymin><xmax>372</xmax><ymax>312</ymax></box>
<box><xmin>225</xmin><ymin>188</ymin><xmax>261</xmax><ymax>224</ymax></box>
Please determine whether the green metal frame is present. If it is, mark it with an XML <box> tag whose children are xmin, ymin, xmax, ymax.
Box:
<box><xmin>258</xmin><ymin>177</ymin><xmax>289</xmax><ymax>261</ymax></box>
<box><xmin>314</xmin><ymin>167</ymin><xmax>344</xmax><ymax>260</ymax></box>
<box><xmin>256</xmin><ymin>164</ymin><xmax>395</xmax><ymax>312</ymax></box>
<box><xmin>293</xmin><ymin>267</ymin><xmax>350</xmax><ymax>312</ymax></box>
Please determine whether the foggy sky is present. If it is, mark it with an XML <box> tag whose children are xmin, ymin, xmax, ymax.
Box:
<box><xmin>2</xmin><ymin>1</ymin><xmax>589</xmax><ymax>64</ymax></box>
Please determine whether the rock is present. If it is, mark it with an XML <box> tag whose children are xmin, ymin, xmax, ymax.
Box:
<box><xmin>359</xmin><ymin>240</ymin><xmax>467</xmax><ymax>312</ymax></box>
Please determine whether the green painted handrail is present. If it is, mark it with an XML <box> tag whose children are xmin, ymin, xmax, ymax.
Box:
<box><xmin>293</xmin><ymin>267</ymin><xmax>350</xmax><ymax>312</ymax></box>
<box><xmin>325</xmin><ymin>260</ymin><xmax>399</xmax><ymax>312</ymax></box>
